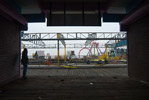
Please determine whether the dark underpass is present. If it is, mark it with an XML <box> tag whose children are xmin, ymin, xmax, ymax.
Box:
<box><xmin>1</xmin><ymin>67</ymin><xmax>149</xmax><ymax>100</ymax></box>
<box><xmin>0</xmin><ymin>0</ymin><xmax>149</xmax><ymax>100</ymax></box>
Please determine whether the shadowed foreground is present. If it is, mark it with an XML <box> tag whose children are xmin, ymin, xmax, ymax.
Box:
<box><xmin>0</xmin><ymin>68</ymin><xmax>149</xmax><ymax>100</ymax></box>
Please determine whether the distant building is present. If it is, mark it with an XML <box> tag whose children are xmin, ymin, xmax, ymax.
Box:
<box><xmin>34</xmin><ymin>51</ymin><xmax>45</xmax><ymax>62</ymax></box>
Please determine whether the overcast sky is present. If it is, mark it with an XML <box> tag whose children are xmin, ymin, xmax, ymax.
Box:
<box><xmin>25</xmin><ymin>23</ymin><xmax>120</xmax><ymax>33</ymax></box>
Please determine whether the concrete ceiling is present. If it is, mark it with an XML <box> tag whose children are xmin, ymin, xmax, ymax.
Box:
<box><xmin>0</xmin><ymin>0</ymin><xmax>146</xmax><ymax>29</ymax></box>
<box><xmin>2</xmin><ymin>0</ymin><xmax>142</xmax><ymax>26</ymax></box>
<box><xmin>14</xmin><ymin>0</ymin><xmax>41</xmax><ymax>14</ymax></box>
<box><xmin>13</xmin><ymin>0</ymin><xmax>135</xmax><ymax>14</ymax></box>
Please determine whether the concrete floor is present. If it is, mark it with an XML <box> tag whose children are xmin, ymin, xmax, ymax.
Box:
<box><xmin>0</xmin><ymin>67</ymin><xmax>149</xmax><ymax>100</ymax></box>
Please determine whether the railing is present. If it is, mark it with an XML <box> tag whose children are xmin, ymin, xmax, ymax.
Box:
<box><xmin>23</xmin><ymin>43</ymin><xmax>111</xmax><ymax>49</ymax></box>
<box><xmin>22</xmin><ymin>32</ymin><xmax>126</xmax><ymax>41</ymax></box>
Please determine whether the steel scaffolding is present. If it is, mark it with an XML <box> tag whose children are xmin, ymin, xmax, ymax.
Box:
<box><xmin>21</xmin><ymin>32</ymin><xmax>126</xmax><ymax>48</ymax></box>
<box><xmin>22</xmin><ymin>32</ymin><xmax>126</xmax><ymax>41</ymax></box>
<box><xmin>22</xmin><ymin>43</ymin><xmax>113</xmax><ymax>49</ymax></box>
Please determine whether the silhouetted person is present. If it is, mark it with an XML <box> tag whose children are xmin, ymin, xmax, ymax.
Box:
<box><xmin>21</xmin><ymin>48</ymin><xmax>29</xmax><ymax>79</ymax></box>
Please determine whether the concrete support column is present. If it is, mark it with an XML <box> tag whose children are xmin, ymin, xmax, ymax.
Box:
<box><xmin>127</xmin><ymin>15</ymin><xmax>149</xmax><ymax>81</ymax></box>
<box><xmin>120</xmin><ymin>0</ymin><xmax>149</xmax><ymax>81</ymax></box>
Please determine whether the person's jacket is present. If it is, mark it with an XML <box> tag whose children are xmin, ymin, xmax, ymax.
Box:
<box><xmin>21</xmin><ymin>49</ymin><xmax>29</xmax><ymax>65</ymax></box>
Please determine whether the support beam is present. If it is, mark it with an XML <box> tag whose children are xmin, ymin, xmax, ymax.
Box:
<box><xmin>103</xmin><ymin>14</ymin><xmax>125</xmax><ymax>22</ymax></box>
<box><xmin>22</xmin><ymin>43</ymin><xmax>114</xmax><ymax>49</ymax></box>
<box><xmin>23</xmin><ymin>14</ymin><xmax>45</xmax><ymax>22</ymax></box>
<box><xmin>94</xmin><ymin>43</ymin><xmax>96</xmax><ymax>56</ymax></box>
<box><xmin>57</xmin><ymin>33</ymin><xmax>60</xmax><ymax>66</ymax></box>
<box><xmin>22</xmin><ymin>38</ymin><xmax>126</xmax><ymax>41</ymax></box>
<box><xmin>120</xmin><ymin>0</ymin><xmax>149</xmax><ymax>26</ymax></box>
<box><xmin>64</xmin><ymin>45</ymin><xmax>66</xmax><ymax>62</ymax></box>
<box><xmin>22</xmin><ymin>32</ymin><xmax>126</xmax><ymax>41</ymax></box>
<box><xmin>4</xmin><ymin>0</ymin><xmax>21</xmax><ymax>13</ymax></box>
<box><xmin>126</xmin><ymin>0</ymin><xmax>143</xmax><ymax>14</ymax></box>
<box><xmin>0</xmin><ymin>0</ymin><xmax>27</xmax><ymax>26</ymax></box>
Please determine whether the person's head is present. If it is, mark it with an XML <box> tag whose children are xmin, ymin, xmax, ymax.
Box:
<box><xmin>23</xmin><ymin>48</ymin><xmax>28</xmax><ymax>54</ymax></box>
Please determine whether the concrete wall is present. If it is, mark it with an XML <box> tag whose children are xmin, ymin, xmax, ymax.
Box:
<box><xmin>0</xmin><ymin>16</ymin><xmax>21</xmax><ymax>85</ymax></box>
<box><xmin>127</xmin><ymin>15</ymin><xmax>149</xmax><ymax>81</ymax></box>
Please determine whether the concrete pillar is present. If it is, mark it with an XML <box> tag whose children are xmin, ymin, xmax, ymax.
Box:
<box><xmin>120</xmin><ymin>0</ymin><xmax>149</xmax><ymax>81</ymax></box>
<box><xmin>0</xmin><ymin>16</ymin><xmax>21</xmax><ymax>85</ymax></box>
<box><xmin>127</xmin><ymin>15</ymin><xmax>149</xmax><ymax>81</ymax></box>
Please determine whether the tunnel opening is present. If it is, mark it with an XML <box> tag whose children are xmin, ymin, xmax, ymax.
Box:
<box><xmin>20</xmin><ymin>21</ymin><xmax>128</xmax><ymax>79</ymax></box>
<box><xmin>1</xmin><ymin>0</ymin><xmax>149</xmax><ymax>99</ymax></box>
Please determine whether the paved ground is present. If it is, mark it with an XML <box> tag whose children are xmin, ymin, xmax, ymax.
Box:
<box><xmin>27</xmin><ymin>67</ymin><xmax>128</xmax><ymax>77</ymax></box>
<box><xmin>25</xmin><ymin>64</ymin><xmax>127</xmax><ymax>69</ymax></box>
<box><xmin>0</xmin><ymin>67</ymin><xmax>149</xmax><ymax>100</ymax></box>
